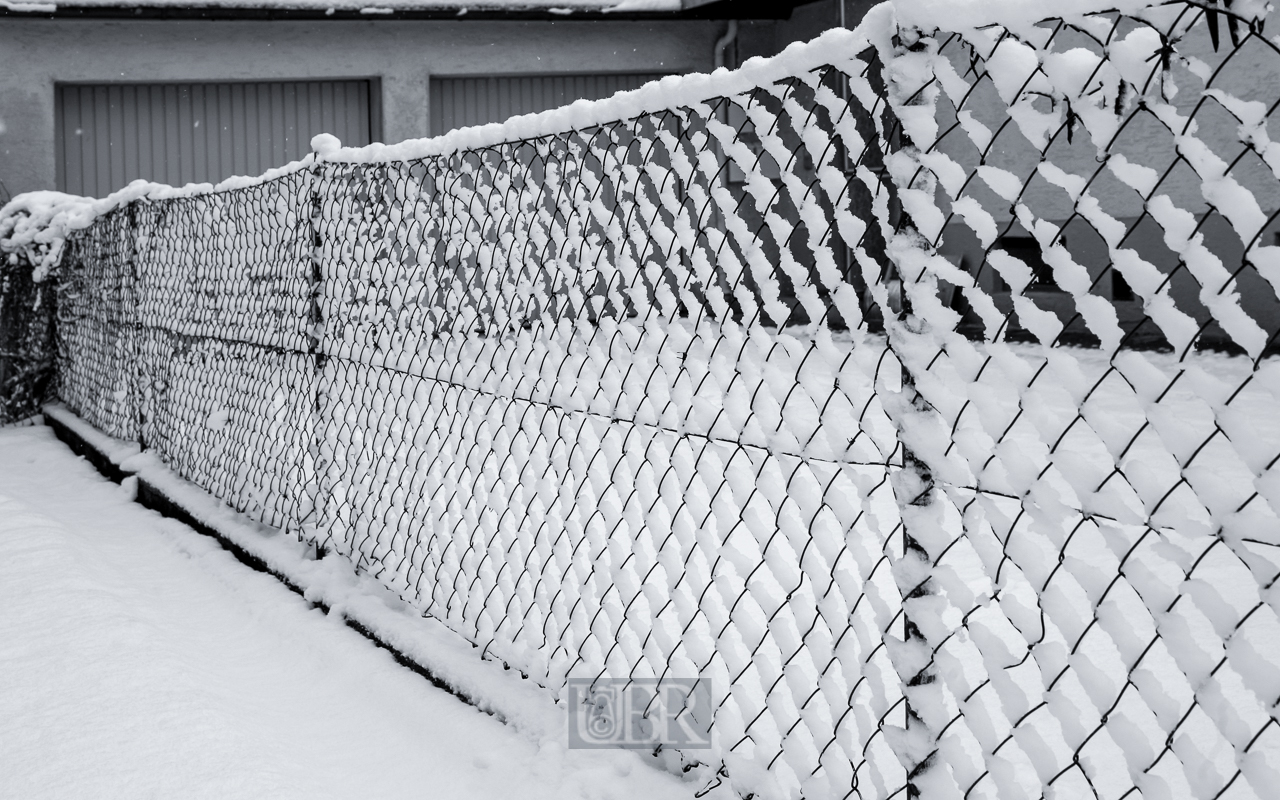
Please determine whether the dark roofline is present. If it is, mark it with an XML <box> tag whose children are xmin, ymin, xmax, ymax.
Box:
<box><xmin>0</xmin><ymin>0</ymin><xmax>810</xmax><ymax>21</ymax></box>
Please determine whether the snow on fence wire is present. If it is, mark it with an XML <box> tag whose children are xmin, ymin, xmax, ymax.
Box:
<box><xmin>31</xmin><ymin>0</ymin><xmax>1280</xmax><ymax>797</ymax></box>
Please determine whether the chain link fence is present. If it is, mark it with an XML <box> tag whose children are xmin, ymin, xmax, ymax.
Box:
<box><xmin>21</xmin><ymin>1</ymin><xmax>1280</xmax><ymax>798</ymax></box>
<box><xmin>869</xmin><ymin>3</ymin><xmax>1280</xmax><ymax>798</ymax></box>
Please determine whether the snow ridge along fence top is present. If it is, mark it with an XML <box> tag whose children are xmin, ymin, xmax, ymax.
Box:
<box><xmin>24</xmin><ymin>0</ymin><xmax>1280</xmax><ymax>797</ymax></box>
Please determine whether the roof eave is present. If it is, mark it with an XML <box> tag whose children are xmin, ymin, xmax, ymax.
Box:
<box><xmin>0</xmin><ymin>0</ymin><xmax>805</xmax><ymax>21</ymax></box>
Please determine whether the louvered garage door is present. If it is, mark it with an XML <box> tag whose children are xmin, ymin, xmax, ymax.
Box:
<box><xmin>430</xmin><ymin>74</ymin><xmax>667</xmax><ymax>136</ymax></box>
<box><xmin>56</xmin><ymin>80</ymin><xmax>379</xmax><ymax>197</ymax></box>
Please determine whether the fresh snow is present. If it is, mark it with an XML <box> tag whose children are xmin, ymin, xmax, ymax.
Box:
<box><xmin>0</xmin><ymin>423</ymin><xmax>702</xmax><ymax>800</ymax></box>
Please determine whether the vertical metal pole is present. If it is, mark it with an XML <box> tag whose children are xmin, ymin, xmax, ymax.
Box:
<box><xmin>125</xmin><ymin>201</ymin><xmax>145</xmax><ymax>448</ymax></box>
<box><xmin>878</xmin><ymin>61</ymin><xmax>939</xmax><ymax>799</ymax></box>
<box><xmin>304</xmin><ymin>155</ymin><xmax>326</xmax><ymax>551</ymax></box>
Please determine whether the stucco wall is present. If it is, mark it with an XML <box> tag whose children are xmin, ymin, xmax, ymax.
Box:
<box><xmin>0</xmin><ymin>17</ymin><xmax>724</xmax><ymax>196</ymax></box>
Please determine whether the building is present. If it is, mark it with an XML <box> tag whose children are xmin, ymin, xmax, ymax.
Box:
<box><xmin>0</xmin><ymin>0</ymin><xmax>872</xmax><ymax>199</ymax></box>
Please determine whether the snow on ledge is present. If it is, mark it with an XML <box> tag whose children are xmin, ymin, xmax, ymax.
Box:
<box><xmin>43</xmin><ymin>403</ymin><xmax>142</xmax><ymax>465</ymax></box>
<box><xmin>0</xmin><ymin>0</ymin><xmax>58</xmax><ymax>11</ymax></box>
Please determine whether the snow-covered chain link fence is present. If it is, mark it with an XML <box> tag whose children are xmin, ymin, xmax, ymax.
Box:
<box><xmin>30</xmin><ymin>0</ymin><xmax>1280</xmax><ymax>797</ymax></box>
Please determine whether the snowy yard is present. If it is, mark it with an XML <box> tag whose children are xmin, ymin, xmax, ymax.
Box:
<box><xmin>0</xmin><ymin>424</ymin><xmax>695</xmax><ymax>800</ymax></box>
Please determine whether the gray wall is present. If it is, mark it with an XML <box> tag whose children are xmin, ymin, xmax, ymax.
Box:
<box><xmin>0</xmin><ymin>18</ymin><xmax>723</xmax><ymax>196</ymax></box>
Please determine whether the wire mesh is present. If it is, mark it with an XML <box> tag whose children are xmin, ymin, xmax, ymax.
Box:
<box><xmin>307</xmin><ymin>58</ymin><xmax>913</xmax><ymax>798</ymax></box>
<box><xmin>128</xmin><ymin>175</ymin><xmax>318</xmax><ymax>532</ymax></box>
<box><xmin>57</xmin><ymin>206</ymin><xmax>138</xmax><ymax>440</ymax></box>
<box><xmin>873</xmin><ymin>3</ymin><xmax>1280</xmax><ymax>799</ymax></box>
<box><xmin>40</xmin><ymin>2</ymin><xmax>1280</xmax><ymax>798</ymax></box>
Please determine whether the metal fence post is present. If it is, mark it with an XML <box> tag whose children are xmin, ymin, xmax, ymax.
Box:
<box><xmin>303</xmin><ymin>154</ymin><xmax>326</xmax><ymax>549</ymax></box>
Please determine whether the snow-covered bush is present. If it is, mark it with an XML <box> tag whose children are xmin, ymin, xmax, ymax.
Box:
<box><xmin>0</xmin><ymin>248</ymin><xmax>55</xmax><ymax>425</ymax></box>
<box><xmin>0</xmin><ymin>193</ymin><xmax>90</xmax><ymax>424</ymax></box>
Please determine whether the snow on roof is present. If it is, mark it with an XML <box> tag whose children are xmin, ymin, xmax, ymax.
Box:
<box><xmin>0</xmin><ymin>0</ymin><xmax>682</xmax><ymax>12</ymax></box>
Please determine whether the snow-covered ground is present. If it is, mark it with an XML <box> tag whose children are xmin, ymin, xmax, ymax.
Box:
<box><xmin>0</xmin><ymin>423</ymin><xmax>696</xmax><ymax>800</ymax></box>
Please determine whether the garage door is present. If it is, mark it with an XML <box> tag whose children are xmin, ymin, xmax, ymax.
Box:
<box><xmin>430</xmin><ymin>74</ymin><xmax>666</xmax><ymax>136</ymax></box>
<box><xmin>56</xmin><ymin>80</ymin><xmax>379</xmax><ymax>197</ymax></box>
